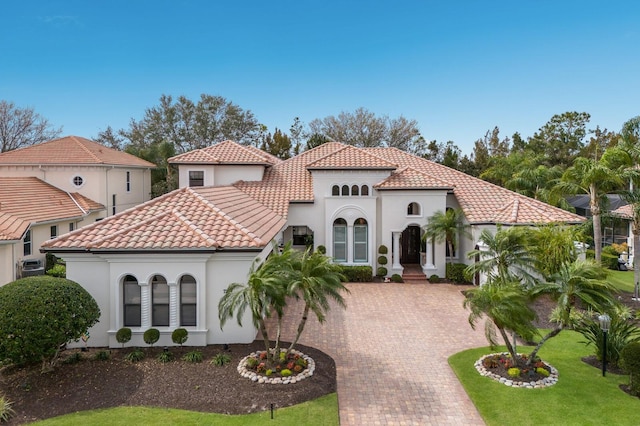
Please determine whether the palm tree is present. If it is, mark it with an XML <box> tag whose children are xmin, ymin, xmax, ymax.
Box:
<box><xmin>555</xmin><ymin>147</ymin><xmax>628</xmax><ymax>263</ymax></box>
<box><xmin>465</xmin><ymin>227</ymin><xmax>537</xmax><ymax>287</ymax></box>
<box><xmin>218</xmin><ymin>244</ymin><xmax>293</xmax><ymax>364</ymax></box>
<box><xmin>285</xmin><ymin>248</ymin><xmax>348</xmax><ymax>355</ymax></box>
<box><xmin>527</xmin><ymin>259</ymin><xmax>616</xmax><ymax>364</ymax></box>
<box><xmin>527</xmin><ymin>224</ymin><xmax>582</xmax><ymax>279</ymax></box>
<box><xmin>422</xmin><ymin>208</ymin><xmax>470</xmax><ymax>266</ymax></box>
<box><xmin>463</xmin><ymin>280</ymin><xmax>538</xmax><ymax>367</ymax></box>
<box><xmin>619</xmin><ymin>188</ymin><xmax>640</xmax><ymax>298</ymax></box>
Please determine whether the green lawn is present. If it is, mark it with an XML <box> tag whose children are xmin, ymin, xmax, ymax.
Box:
<box><xmin>608</xmin><ymin>269</ymin><xmax>636</xmax><ymax>293</ymax></box>
<box><xmin>450</xmin><ymin>330</ymin><xmax>640</xmax><ymax>425</ymax></box>
<box><xmin>31</xmin><ymin>393</ymin><xmax>338</xmax><ymax>426</ymax></box>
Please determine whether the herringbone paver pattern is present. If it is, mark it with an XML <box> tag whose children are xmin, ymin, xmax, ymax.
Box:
<box><xmin>266</xmin><ymin>282</ymin><xmax>487</xmax><ymax>425</ymax></box>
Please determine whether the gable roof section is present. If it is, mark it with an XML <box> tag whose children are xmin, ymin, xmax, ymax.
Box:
<box><xmin>0</xmin><ymin>177</ymin><xmax>105</xmax><ymax>240</ymax></box>
<box><xmin>42</xmin><ymin>186</ymin><xmax>286</xmax><ymax>252</ymax></box>
<box><xmin>374</xmin><ymin>166</ymin><xmax>453</xmax><ymax>190</ymax></box>
<box><xmin>0</xmin><ymin>136</ymin><xmax>156</xmax><ymax>168</ymax></box>
<box><xmin>306</xmin><ymin>144</ymin><xmax>397</xmax><ymax>170</ymax></box>
<box><xmin>168</xmin><ymin>140</ymin><xmax>281</xmax><ymax>166</ymax></box>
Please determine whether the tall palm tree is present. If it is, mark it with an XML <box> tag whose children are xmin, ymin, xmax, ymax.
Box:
<box><xmin>527</xmin><ymin>259</ymin><xmax>616</xmax><ymax>364</ymax></box>
<box><xmin>463</xmin><ymin>280</ymin><xmax>538</xmax><ymax>367</ymax></box>
<box><xmin>286</xmin><ymin>248</ymin><xmax>348</xmax><ymax>355</ymax></box>
<box><xmin>423</xmin><ymin>208</ymin><xmax>470</xmax><ymax>266</ymax></box>
<box><xmin>527</xmin><ymin>224</ymin><xmax>582</xmax><ymax>279</ymax></box>
<box><xmin>218</xmin><ymin>244</ymin><xmax>293</xmax><ymax>364</ymax></box>
<box><xmin>466</xmin><ymin>227</ymin><xmax>537</xmax><ymax>287</ymax></box>
<box><xmin>555</xmin><ymin>147</ymin><xmax>628</xmax><ymax>263</ymax></box>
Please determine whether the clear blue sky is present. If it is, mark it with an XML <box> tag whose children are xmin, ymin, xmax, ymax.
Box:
<box><xmin>1</xmin><ymin>1</ymin><xmax>639</xmax><ymax>154</ymax></box>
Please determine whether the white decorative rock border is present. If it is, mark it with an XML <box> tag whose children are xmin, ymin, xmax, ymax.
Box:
<box><xmin>475</xmin><ymin>352</ymin><xmax>559</xmax><ymax>388</ymax></box>
<box><xmin>237</xmin><ymin>349</ymin><xmax>315</xmax><ymax>384</ymax></box>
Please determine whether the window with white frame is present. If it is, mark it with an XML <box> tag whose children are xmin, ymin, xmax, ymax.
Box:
<box><xmin>50</xmin><ymin>225</ymin><xmax>58</xmax><ymax>239</ymax></box>
<box><xmin>353</xmin><ymin>218</ymin><xmax>368</xmax><ymax>262</ymax></box>
<box><xmin>123</xmin><ymin>275</ymin><xmax>141</xmax><ymax>327</ymax></box>
<box><xmin>152</xmin><ymin>275</ymin><xmax>169</xmax><ymax>326</ymax></box>
<box><xmin>23</xmin><ymin>229</ymin><xmax>31</xmax><ymax>256</ymax></box>
<box><xmin>189</xmin><ymin>171</ymin><xmax>204</xmax><ymax>187</ymax></box>
<box><xmin>332</xmin><ymin>185</ymin><xmax>340</xmax><ymax>196</ymax></box>
<box><xmin>180</xmin><ymin>275</ymin><xmax>197</xmax><ymax>326</ymax></box>
<box><xmin>333</xmin><ymin>218</ymin><xmax>347</xmax><ymax>262</ymax></box>
<box><xmin>69</xmin><ymin>222</ymin><xmax>75</xmax><ymax>232</ymax></box>
<box><xmin>407</xmin><ymin>202</ymin><xmax>421</xmax><ymax>216</ymax></box>
<box><xmin>361</xmin><ymin>185</ymin><xmax>369</xmax><ymax>196</ymax></box>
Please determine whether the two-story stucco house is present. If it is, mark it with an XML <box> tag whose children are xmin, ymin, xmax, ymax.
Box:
<box><xmin>42</xmin><ymin>140</ymin><xmax>583</xmax><ymax>348</ymax></box>
<box><xmin>0</xmin><ymin>136</ymin><xmax>155</xmax><ymax>284</ymax></box>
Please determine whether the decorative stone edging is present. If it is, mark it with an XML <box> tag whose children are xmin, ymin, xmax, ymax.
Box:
<box><xmin>237</xmin><ymin>349</ymin><xmax>315</xmax><ymax>384</ymax></box>
<box><xmin>474</xmin><ymin>352</ymin><xmax>559</xmax><ymax>388</ymax></box>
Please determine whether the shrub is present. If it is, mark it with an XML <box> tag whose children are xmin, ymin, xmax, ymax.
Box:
<box><xmin>182</xmin><ymin>350</ymin><xmax>203</xmax><ymax>363</ymax></box>
<box><xmin>377</xmin><ymin>255</ymin><xmax>388</xmax><ymax>265</ymax></box>
<box><xmin>446</xmin><ymin>263</ymin><xmax>470</xmax><ymax>284</ymax></box>
<box><xmin>171</xmin><ymin>328</ymin><xmax>189</xmax><ymax>346</ymax></box>
<box><xmin>376</xmin><ymin>267</ymin><xmax>388</xmax><ymax>277</ymax></box>
<box><xmin>157</xmin><ymin>349</ymin><xmax>174</xmax><ymax>363</ymax></box>
<box><xmin>45</xmin><ymin>253</ymin><xmax>58</xmax><ymax>273</ymax></box>
<box><xmin>536</xmin><ymin>367</ymin><xmax>550</xmax><ymax>377</ymax></box>
<box><xmin>94</xmin><ymin>350</ymin><xmax>111</xmax><ymax>361</ymax></box>
<box><xmin>265</xmin><ymin>369</ymin><xmax>273</xmax><ymax>376</ymax></box>
<box><xmin>391</xmin><ymin>274</ymin><xmax>403</xmax><ymax>283</ymax></box>
<box><xmin>429</xmin><ymin>274</ymin><xmax>441</xmax><ymax>283</ymax></box>
<box><xmin>211</xmin><ymin>352</ymin><xmax>232</xmax><ymax>366</ymax></box>
<box><xmin>63</xmin><ymin>352</ymin><xmax>83</xmax><ymax>365</ymax></box>
<box><xmin>0</xmin><ymin>276</ymin><xmax>100</xmax><ymax>368</ymax></box>
<box><xmin>295</xmin><ymin>357</ymin><xmax>308</xmax><ymax>367</ymax></box>
<box><xmin>378</xmin><ymin>245</ymin><xmax>388</xmax><ymax>254</ymax></box>
<box><xmin>316</xmin><ymin>245</ymin><xmax>326</xmax><ymax>254</ymax></box>
<box><xmin>116</xmin><ymin>328</ymin><xmax>132</xmax><ymax>348</ymax></box>
<box><xmin>339</xmin><ymin>265</ymin><xmax>373</xmax><ymax>282</ymax></box>
<box><xmin>601</xmin><ymin>245</ymin><xmax>621</xmax><ymax>270</ymax></box>
<box><xmin>621</xmin><ymin>341</ymin><xmax>640</xmax><ymax>395</ymax></box>
<box><xmin>507</xmin><ymin>367</ymin><xmax>521</xmax><ymax>377</ymax></box>
<box><xmin>0</xmin><ymin>394</ymin><xmax>15</xmax><ymax>423</ymax></box>
<box><xmin>125</xmin><ymin>348</ymin><xmax>145</xmax><ymax>363</ymax></box>
<box><xmin>46</xmin><ymin>264</ymin><xmax>66</xmax><ymax>278</ymax></box>
<box><xmin>143</xmin><ymin>328</ymin><xmax>160</xmax><ymax>346</ymax></box>
<box><xmin>245</xmin><ymin>357</ymin><xmax>259</xmax><ymax>368</ymax></box>
<box><xmin>280</xmin><ymin>368</ymin><xmax>292</xmax><ymax>377</ymax></box>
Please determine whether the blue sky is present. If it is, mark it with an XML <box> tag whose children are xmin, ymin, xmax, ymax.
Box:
<box><xmin>1</xmin><ymin>1</ymin><xmax>639</xmax><ymax>154</ymax></box>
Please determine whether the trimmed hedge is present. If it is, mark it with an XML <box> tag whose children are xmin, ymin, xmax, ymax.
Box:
<box><xmin>378</xmin><ymin>245</ymin><xmax>388</xmax><ymax>254</ymax></box>
<box><xmin>446</xmin><ymin>263</ymin><xmax>471</xmax><ymax>284</ymax></box>
<box><xmin>391</xmin><ymin>274</ymin><xmax>403</xmax><ymax>283</ymax></box>
<box><xmin>377</xmin><ymin>255</ymin><xmax>388</xmax><ymax>265</ymax></box>
<box><xmin>339</xmin><ymin>265</ymin><xmax>373</xmax><ymax>282</ymax></box>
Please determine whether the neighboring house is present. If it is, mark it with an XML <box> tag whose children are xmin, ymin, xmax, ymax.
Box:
<box><xmin>42</xmin><ymin>140</ymin><xmax>584</xmax><ymax>348</ymax></box>
<box><xmin>612</xmin><ymin>203</ymin><xmax>634</xmax><ymax>265</ymax></box>
<box><xmin>0</xmin><ymin>135</ymin><xmax>155</xmax><ymax>216</ymax></box>
<box><xmin>0</xmin><ymin>177</ymin><xmax>105</xmax><ymax>284</ymax></box>
<box><xmin>567</xmin><ymin>194</ymin><xmax>629</xmax><ymax>247</ymax></box>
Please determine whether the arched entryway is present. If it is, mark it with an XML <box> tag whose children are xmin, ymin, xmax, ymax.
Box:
<box><xmin>401</xmin><ymin>225</ymin><xmax>421</xmax><ymax>264</ymax></box>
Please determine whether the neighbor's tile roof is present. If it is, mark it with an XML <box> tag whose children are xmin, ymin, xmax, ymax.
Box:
<box><xmin>42</xmin><ymin>186</ymin><xmax>286</xmax><ymax>251</ymax></box>
<box><xmin>612</xmin><ymin>204</ymin><xmax>633</xmax><ymax>219</ymax></box>
<box><xmin>374</xmin><ymin>166</ymin><xmax>453</xmax><ymax>190</ymax></box>
<box><xmin>0</xmin><ymin>136</ymin><xmax>156</xmax><ymax>168</ymax></box>
<box><xmin>306</xmin><ymin>144</ymin><xmax>397</xmax><ymax>170</ymax></box>
<box><xmin>168</xmin><ymin>140</ymin><xmax>281</xmax><ymax>165</ymax></box>
<box><xmin>0</xmin><ymin>177</ymin><xmax>105</xmax><ymax>240</ymax></box>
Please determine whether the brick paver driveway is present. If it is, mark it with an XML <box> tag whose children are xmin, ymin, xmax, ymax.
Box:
<box><xmin>267</xmin><ymin>283</ymin><xmax>488</xmax><ymax>425</ymax></box>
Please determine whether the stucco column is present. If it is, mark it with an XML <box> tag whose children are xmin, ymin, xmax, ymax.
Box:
<box><xmin>392</xmin><ymin>231</ymin><xmax>401</xmax><ymax>269</ymax></box>
<box><xmin>169</xmin><ymin>281</ymin><xmax>178</xmax><ymax>328</ymax></box>
<box><xmin>425</xmin><ymin>238</ymin><xmax>435</xmax><ymax>269</ymax></box>
<box><xmin>140</xmin><ymin>282</ymin><xmax>151</xmax><ymax>328</ymax></box>
<box><xmin>347</xmin><ymin>224</ymin><xmax>354</xmax><ymax>263</ymax></box>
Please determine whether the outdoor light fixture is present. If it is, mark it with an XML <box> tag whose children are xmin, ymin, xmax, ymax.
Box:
<box><xmin>598</xmin><ymin>313</ymin><xmax>611</xmax><ymax>377</ymax></box>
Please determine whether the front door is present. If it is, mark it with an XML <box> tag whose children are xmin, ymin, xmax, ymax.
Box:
<box><xmin>401</xmin><ymin>226</ymin><xmax>421</xmax><ymax>264</ymax></box>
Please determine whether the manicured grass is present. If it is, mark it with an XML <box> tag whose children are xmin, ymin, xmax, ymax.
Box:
<box><xmin>608</xmin><ymin>269</ymin><xmax>636</xmax><ymax>293</ymax></box>
<box><xmin>32</xmin><ymin>393</ymin><xmax>338</xmax><ymax>426</ymax></box>
<box><xmin>450</xmin><ymin>330</ymin><xmax>640</xmax><ymax>425</ymax></box>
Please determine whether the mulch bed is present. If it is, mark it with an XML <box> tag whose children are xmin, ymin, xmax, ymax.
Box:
<box><xmin>0</xmin><ymin>341</ymin><xmax>336</xmax><ymax>425</ymax></box>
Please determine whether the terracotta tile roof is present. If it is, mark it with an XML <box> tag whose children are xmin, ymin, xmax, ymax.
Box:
<box><xmin>0</xmin><ymin>177</ymin><xmax>105</xmax><ymax>240</ymax></box>
<box><xmin>0</xmin><ymin>136</ymin><xmax>156</xmax><ymax>168</ymax></box>
<box><xmin>42</xmin><ymin>186</ymin><xmax>286</xmax><ymax>252</ymax></box>
<box><xmin>374</xmin><ymin>166</ymin><xmax>453</xmax><ymax>190</ymax></box>
<box><xmin>364</xmin><ymin>147</ymin><xmax>585</xmax><ymax>225</ymax></box>
<box><xmin>306</xmin><ymin>144</ymin><xmax>397</xmax><ymax>170</ymax></box>
<box><xmin>168</xmin><ymin>140</ymin><xmax>280</xmax><ymax>165</ymax></box>
<box><xmin>612</xmin><ymin>204</ymin><xmax>633</xmax><ymax>219</ymax></box>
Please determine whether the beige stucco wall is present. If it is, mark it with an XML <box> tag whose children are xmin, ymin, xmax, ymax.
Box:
<box><xmin>176</xmin><ymin>164</ymin><xmax>265</xmax><ymax>188</ymax></box>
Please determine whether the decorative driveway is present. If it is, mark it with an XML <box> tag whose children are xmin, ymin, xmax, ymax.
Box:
<box><xmin>267</xmin><ymin>282</ymin><xmax>488</xmax><ymax>425</ymax></box>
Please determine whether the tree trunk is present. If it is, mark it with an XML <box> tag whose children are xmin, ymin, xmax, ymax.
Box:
<box><xmin>526</xmin><ymin>327</ymin><xmax>562</xmax><ymax>366</ymax></box>
<box><xmin>287</xmin><ymin>303</ymin><xmax>311</xmax><ymax>356</ymax></box>
<box><xmin>591</xmin><ymin>184</ymin><xmax>602</xmax><ymax>263</ymax></box>
<box><xmin>274</xmin><ymin>313</ymin><xmax>283</xmax><ymax>360</ymax></box>
<box><xmin>257</xmin><ymin>318</ymin><xmax>273</xmax><ymax>363</ymax></box>
<box><xmin>634</xmin><ymin>222</ymin><xmax>640</xmax><ymax>299</ymax></box>
<box><xmin>497</xmin><ymin>326</ymin><xmax>522</xmax><ymax>367</ymax></box>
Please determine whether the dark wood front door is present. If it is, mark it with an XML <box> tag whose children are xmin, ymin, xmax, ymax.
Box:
<box><xmin>401</xmin><ymin>226</ymin><xmax>421</xmax><ymax>264</ymax></box>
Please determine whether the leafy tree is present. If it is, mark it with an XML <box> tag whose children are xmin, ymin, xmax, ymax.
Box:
<box><xmin>306</xmin><ymin>132</ymin><xmax>330</xmax><ymax>150</ymax></box>
<box><xmin>286</xmin><ymin>248</ymin><xmax>348</xmax><ymax>355</ymax></box>
<box><xmin>580</xmin><ymin>126</ymin><xmax>619</xmax><ymax>160</ymax></box>
<box><xmin>289</xmin><ymin>117</ymin><xmax>305</xmax><ymax>156</ymax></box>
<box><xmin>94</xmin><ymin>125</ymin><xmax>125</xmax><ymax>150</ymax></box>
<box><xmin>621</xmin><ymin>115</ymin><xmax>640</xmax><ymax>147</ymax></box>
<box><xmin>0</xmin><ymin>100</ymin><xmax>62</xmax><ymax>152</ymax></box>
<box><xmin>527</xmin><ymin>111</ymin><xmax>591</xmax><ymax>168</ymax></box>
<box><xmin>463</xmin><ymin>127</ymin><xmax>510</xmax><ymax>177</ymax></box>
<box><xmin>527</xmin><ymin>224</ymin><xmax>581</xmax><ymax>278</ymax></box>
<box><xmin>0</xmin><ymin>276</ymin><xmax>100</xmax><ymax>370</ymax></box>
<box><xmin>422</xmin><ymin>209</ymin><xmax>470</xmax><ymax>266</ymax></box>
<box><xmin>505</xmin><ymin>163</ymin><xmax>568</xmax><ymax>209</ymax></box>
<box><xmin>260</xmin><ymin>128</ymin><xmax>292</xmax><ymax>159</ymax></box>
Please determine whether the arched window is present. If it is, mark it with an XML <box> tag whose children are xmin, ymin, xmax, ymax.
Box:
<box><xmin>151</xmin><ymin>275</ymin><xmax>169</xmax><ymax>326</ymax></box>
<box><xmin>123</xmin><ymin>275</ymin><xmax>141</xmax><ymax>327</ymax></box>
<box><xmin>407</xmin><ymin>202</ymin><xmax>420</xmax><ymax>215</ymax></box>
<box><xmin>353</xmin><ymin>218</ymin><xmax>368</xmax><ymax>262</ymax></box>
<box><xmin>341</xmin><ymin>185</ymin><xmax>349</xmax><ymax>196</ymax></box>
<box><xmin>332</xmin><ymin>185</ymin><xmax>340</xmax><ymax>196</ymax></box>
<box><xmin>180</xmin><ymin>275</ymin><xmax>197</xmax><ymax>326</ymax></box>
<box><xmin>333</xmin><ymin>218</ymin><xmax>347</xmax><ymax>262</ymax></box>
<box><xmin>361</xmin><ymin>185</ymin><xmax>369</xmax><ymax>196</ymax></box>
<box><xmin>351</xmin><ymin>185</ymin><xmax>359</xmax><ymax>196</ymax></box>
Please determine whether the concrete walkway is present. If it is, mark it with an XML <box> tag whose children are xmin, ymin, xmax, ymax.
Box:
<box><xmin>267</xmin><ymin>282</ymin><xmax>488</xmax><ymax>425</ymax></box>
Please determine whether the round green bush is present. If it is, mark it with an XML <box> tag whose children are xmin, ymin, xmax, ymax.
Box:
<box><xmin>391</xmin><ymin>274</ymin><xmax>403</xmax><ymax>283</ymax></box>
<box><xmin>143</xmin><ymin>328</ymin><xmax>160</xmax><ymax>346</ymax></box>
<box><xmin>280</xmin><ymin>368</ymin><xmax>292</xmax><ymax>377</ymax></box>
<box><xmin>377</xmin><ymin>255</ymin><xmax>388</xmax><ymax>265</ymax></box>
<box><xmin>621</xmin><ymin>342</ymin><xmax>640</xmax><ymax>395</ymax></box>
<box><xmin>429</xmin><ymin>274</ymin><xmax>441</xmax><ymax>283</ymax></box>
<box><xmin>171</xmin><ymin>328</ymin><xmax>189</xmax><ymax>346</ymax></box>
<box><xmin>116</xmin><ymin>327</ymin><xmax>132</xmax><ymax>347</ymax></box>
<box><xmin>378</xmin><ymin>245</ymin><xmax>388</xmax><ymax>254</ymax></box>
<box><xmin>316</xmin><ymin>245</ymin><xmax>326</xmax><ymax>254</ymax></box>
<box><xmin>376</xmin><ymin>267</ymin><xmax>388</xmax><ymax>277</ymax></box>
<box><xmin>0</xmin><ymin>276</ymin><xmax>100</xmax><ymax>367</ymax></box>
